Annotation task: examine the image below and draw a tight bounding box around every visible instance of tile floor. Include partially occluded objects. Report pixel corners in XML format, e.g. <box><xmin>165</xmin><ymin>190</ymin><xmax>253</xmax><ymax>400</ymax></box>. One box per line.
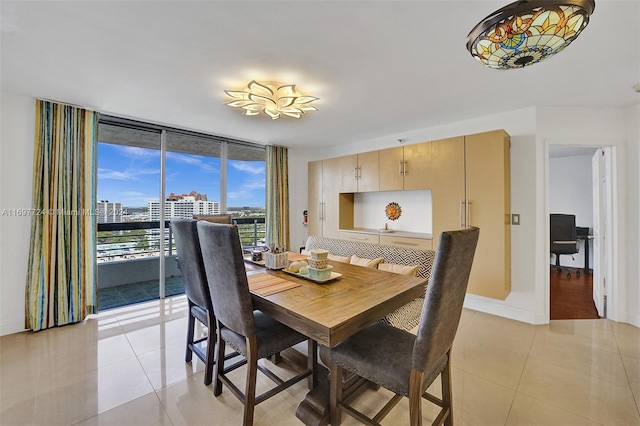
<box><xmin>1</xmin><ymin>297</ymin><xmax>639</xmax><ymax>425</ymax></box>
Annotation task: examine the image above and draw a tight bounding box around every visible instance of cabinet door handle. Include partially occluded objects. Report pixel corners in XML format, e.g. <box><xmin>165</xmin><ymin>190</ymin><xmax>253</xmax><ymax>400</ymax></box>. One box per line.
<box><xmin>358</xmin><ymin>166</ymin><xmax>362</xmax><ymax>178</ymax></box>
<box><xmin>399</xmin><ymin>161</ymin><xmax>403</xmax><ymax>176</ymax></box>
<box><xmin>466</xmin><ymin>200</ymin><xmax>471</xmax><ymax>227</ymax></box>
<box><xmin>322</xmin><ymin>202</ymin><xmax>326</xmax><ymax>221</ymax></box>
<box><xmin>392</xmin><ymin>240</ymin><xmax>418</xmax><ymax>246</ymax></box>
<box><xmin>319</xmin><ymin>202</ymin><xmax>324</xmax><ymax>220</ymax></box>
<box><xmin>404</xmin><ymin>161</ymin><xmax>408</xmax><ymax>175</ymax></box>
<box><xmin>354</xmin><ymin>167</ymin><xmax>358</xmax><ymax>179</ymax></box>
<box><xmin>459</xmin><ymin>200</ymin><xmax>465</xmax><ymax>229</ymax></box>
<box><xmin>350</xmin><ymin>236</ymin><xmax>368</xmax><ymax>241</ymax></box>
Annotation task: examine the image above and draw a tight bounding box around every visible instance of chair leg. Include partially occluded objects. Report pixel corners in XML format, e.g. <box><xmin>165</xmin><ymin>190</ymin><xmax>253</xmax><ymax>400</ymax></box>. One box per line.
<box><xmin>409</xmin><ymin>369</ymin><xmax>424</xmax><ymax>426</ymax></box>
<box><xmin>185</xmin><ymin>306</ymin><xmax>196</xmax><ymax>363</ymax></box>
<box><xmin>244</xmin><ymin>336</ymin><xmax>259</xmax><ymax>426</ymax></box>
<box><xmin>203</xmin><ymin>312</ymin><xmax>216</xmax><ymax>386</ymax></box>
<box><xmin>329</xmin><ymin>361</ymin><xmax>343</xmax><ymax>425</ymax></box>
<box><xmin>213</xmin><ymin>321</ymin><xmax>226</xmax><ymax>396</ymax></box>
<box><xmin>441</xmin><ymin>356</ymin><xmax>453</xmax><ymax>426</ymax></box>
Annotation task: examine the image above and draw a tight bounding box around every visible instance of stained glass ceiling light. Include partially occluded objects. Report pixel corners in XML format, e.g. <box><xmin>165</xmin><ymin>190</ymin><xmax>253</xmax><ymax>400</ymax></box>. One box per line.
<box><xmin>224</xmin><ymin>80</ymin><xmax>319</xmax><ymax>119</ymax></box>
<box><xmin>466</xmin><ymin>0</ymin><xmax>595</xmax><ymax>70</ymax></box>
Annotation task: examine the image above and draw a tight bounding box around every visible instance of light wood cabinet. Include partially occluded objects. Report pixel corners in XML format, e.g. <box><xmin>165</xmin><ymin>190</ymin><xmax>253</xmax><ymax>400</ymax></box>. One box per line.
<box><xmin>379</xmin><ymin>235</ymin><xmax>432</xmax><ymax>250</ymax></box>
<box><xmin>356</xmin><ymin>150</ymin><xmax>379</xmax><ymax>192</ymax></box>
<box><xmin>308</xmin><ymin>159</ymin><xmax>354</xmax><ymax>239</ymax></box>
<box><xmin>465</xmin><ymin>130</ymin><xmax>511</xmax><ymax>299</ymax></box>
<box><xmin>337</xmin><ymin>152</ymin><xmax>379</xmax><ymax>193</ymax></box>
<box><xmin>379</xmin><ymin>142</ymin><xmax>431</xmax><ymax>191</ymax></box>
<box><xmin>431</xmin><ymin>136</ymin><xmax>466</xmax><ymax>249</ymax></box>
<box><xmin>378</xmin><ymin>146</ymin><xmax>404</xmax><ymax>191</ymax></box>
<box><xmin>431</xmin><ymin>130</ymin><xmax>510</xmax><ymax>299</ymax></box>
<box><xmin>307</xmin><ymin>160</ymin><xmax>324</xmax><ymax>238</ymax></box>
<box><xmin>309</xmin><ymin>129</ymin><xmax>510</xmax><ymax>300</ymax></box>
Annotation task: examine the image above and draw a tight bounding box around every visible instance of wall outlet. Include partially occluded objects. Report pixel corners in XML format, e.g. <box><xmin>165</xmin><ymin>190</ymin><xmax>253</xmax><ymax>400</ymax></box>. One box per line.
<box><xmin>512</xmin><ymin>214</ymin><xmax>520</xmax><ymax>225</ymax></box>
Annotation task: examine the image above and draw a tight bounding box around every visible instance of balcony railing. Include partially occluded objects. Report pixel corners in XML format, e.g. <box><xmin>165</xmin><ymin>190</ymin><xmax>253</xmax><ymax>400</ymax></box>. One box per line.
<box><xmin>97</xmin><ymin>217</ymin><xmax>266</xmax><ymax>262</ymax></box>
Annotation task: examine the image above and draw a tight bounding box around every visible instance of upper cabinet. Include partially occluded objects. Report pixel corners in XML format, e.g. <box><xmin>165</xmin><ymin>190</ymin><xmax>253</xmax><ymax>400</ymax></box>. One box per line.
<box><xmin>338</xmin><ymin>152</ymin><xmax>379</xmax><ymax>193</ymax></box>
<box><xmin>308</xmin><ymin>159</ymin><xmax>354</xmax><ymax>239</ymax></box>
<box><xmin>379</xmin><ymin>142</ymin><xmax>432</xmax><ymax>191</ymax></box>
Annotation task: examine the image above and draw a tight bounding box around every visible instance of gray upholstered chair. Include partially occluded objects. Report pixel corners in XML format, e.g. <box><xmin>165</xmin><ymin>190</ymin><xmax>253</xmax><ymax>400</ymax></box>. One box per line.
<box><xmin>196</xmin><ymin>221</ymin><xmax>316</xmax><ymax>426</ymax></box>
<box><xmin>329</xmin><ymin>227</ymin><xmax>480</xmax><ymax>426</ymax></box>
<box><xmin>170</xmin><ymin>219</ymin><xmax>218</xmax><ymax>385</ymax></box>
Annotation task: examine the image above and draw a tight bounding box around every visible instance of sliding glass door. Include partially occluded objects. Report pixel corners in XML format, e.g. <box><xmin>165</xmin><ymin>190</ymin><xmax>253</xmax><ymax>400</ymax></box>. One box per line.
<box><xmin>96</xmin><ymin>117</ymin><xmax>265</xmax><ymax>310</ymax></box>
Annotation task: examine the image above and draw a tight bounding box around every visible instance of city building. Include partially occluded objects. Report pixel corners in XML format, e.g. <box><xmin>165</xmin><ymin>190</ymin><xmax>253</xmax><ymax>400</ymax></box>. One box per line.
<box><xmin>95</xmin><ymin>200</ymin><xmax>123</xmax><ymax>223</ymax></box>
<box><xmin>148</xmin><ymin>192</ymin><xmax>220</xmax><ymax>221</ymax></box>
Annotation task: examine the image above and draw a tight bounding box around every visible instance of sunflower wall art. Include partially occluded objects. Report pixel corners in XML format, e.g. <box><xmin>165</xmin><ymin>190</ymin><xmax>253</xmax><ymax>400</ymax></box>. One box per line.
<box><xmin>385</xmin><ymin>202</ymin><xmax>402</xmax><ymax>221</ymax></box>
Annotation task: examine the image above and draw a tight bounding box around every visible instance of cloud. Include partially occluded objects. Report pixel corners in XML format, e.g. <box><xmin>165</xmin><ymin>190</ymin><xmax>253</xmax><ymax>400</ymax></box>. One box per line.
<box><xmin>166</xmin><ymin>152</ymin><xmax>218</xmax><ymax>173</ymax></box>
<box><xmin>98</xmin><ymin>168</ymin><xmax>159</xmax><ymax>181</ymax></box>
<box><xmin>244</xmin><ymin>181</ymin><xmax>266</xmax><ymax>190</ymax></box>
<box><xmin>115</xmin><ymin>146</ymin><xmax>161</xmax><ymax>158</ymax></box>
<box><xmin>229</xmin><ymin>160</ymin><xmax>265</xmax><ymax>175</ymax></box>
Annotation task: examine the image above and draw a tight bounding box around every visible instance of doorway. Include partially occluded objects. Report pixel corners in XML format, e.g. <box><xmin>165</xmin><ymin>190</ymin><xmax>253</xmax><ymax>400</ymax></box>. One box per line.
<box><xmin>547</xmin><ymin>145</ymin><xmax>612</xmax><ymax>320</ymax></box>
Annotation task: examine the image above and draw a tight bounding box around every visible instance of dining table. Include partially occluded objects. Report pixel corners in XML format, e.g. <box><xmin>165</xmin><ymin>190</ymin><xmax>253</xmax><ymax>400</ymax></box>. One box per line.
<box><xmin>244</xmin><ymin>253</ymin><xmax>428</xmax><ymax>426</ymax></box>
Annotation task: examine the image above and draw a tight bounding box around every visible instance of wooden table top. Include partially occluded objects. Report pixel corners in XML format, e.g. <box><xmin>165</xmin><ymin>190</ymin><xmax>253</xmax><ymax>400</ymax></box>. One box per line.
<box><xmin>245</xmin><ymin>259</ymin><xmax>427</xmax><ymax>347</ymax></box>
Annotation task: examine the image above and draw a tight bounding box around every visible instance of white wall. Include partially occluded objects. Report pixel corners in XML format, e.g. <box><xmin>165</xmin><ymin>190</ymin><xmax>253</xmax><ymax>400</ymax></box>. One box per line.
<box><xmin>549</xmin><ymin>154</ymin><xmax>594</xmax><ymax>268</ymax></box>
<box><xmin>538</xmin><ymin>107</ymin><xmax>630</xmax><ymax>324</ymax></box>
<box><xmin>353</xmin><ymin>190</ymin><xmax>432</xmax><ymax>233</ymax></box>
<box><xmin>0</xmin><ymin>91</ymin><xmax>35</xmax><ymax>335</ymax></box>
<box><xmin>626</xmin><ymin>103</ymin><xmax>640</xmax><ymax>327</ymax></box>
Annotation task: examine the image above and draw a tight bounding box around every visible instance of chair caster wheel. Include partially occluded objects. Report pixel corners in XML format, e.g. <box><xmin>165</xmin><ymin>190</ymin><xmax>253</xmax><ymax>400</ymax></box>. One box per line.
<box><xmin>576</xmin><ymin>270</ymin><xmax>581</xmax><ymax>278</ymax></box>
<box><xmin>567</xmin><ymin>272</ymin><xmax>571</xmax><ymax>278</ymax></box>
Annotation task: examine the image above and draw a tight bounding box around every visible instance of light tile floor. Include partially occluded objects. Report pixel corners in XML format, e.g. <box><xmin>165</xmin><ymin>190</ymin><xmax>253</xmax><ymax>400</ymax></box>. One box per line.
<box><xmin>1</xmin><ymin>296</ymin><xmax>639</xmax><ymax>425</ymax></box>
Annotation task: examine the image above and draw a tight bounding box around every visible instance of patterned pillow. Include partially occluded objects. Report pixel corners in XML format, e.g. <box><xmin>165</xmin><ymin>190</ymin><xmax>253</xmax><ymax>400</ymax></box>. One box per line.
<box><xmin>328</xmin><ymin>254</ymin><xmax>351</xmax><ymax>263</ymax></box>
<box><xmin>350</xmin><ymin>255</ymin><xmax>384</xmax><ymax>268</ymax></box>
<box><xmin>378</xmin><ymin>262</ymin><xmax>419</xmax><ymax>276</ymax></box>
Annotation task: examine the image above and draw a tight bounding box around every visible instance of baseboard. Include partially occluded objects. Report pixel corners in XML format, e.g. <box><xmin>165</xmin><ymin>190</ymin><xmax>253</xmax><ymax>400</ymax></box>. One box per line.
<box><xmin>1</xmin><ymin>318</ymin><xmax>28</xmax><ymax>336</ymax></box>
<box><xmin>625</xmin><ymin>312</ymin><xmax>640</xmax><ymax>328</ymax></box>
<box><xmin>463</xmin><ymin>295</ymin><xmax>544</xmax><ymax>324</ymax></box>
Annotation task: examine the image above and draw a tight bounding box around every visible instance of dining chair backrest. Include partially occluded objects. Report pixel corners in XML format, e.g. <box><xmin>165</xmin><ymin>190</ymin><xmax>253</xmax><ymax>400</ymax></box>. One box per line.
<box><xmin>196</xmin><ymin>221</ymin><xmax>257</xmax><ymax>338</ymax></box>
<box><xmin>170</xmin><ymin>219</ymin><xmax>213</xmax><ymax>313</ymax></box>
<box><xmin>412</xmin><ymin>227</ymin><xmax>479</xmax><ymax>373</ymax></box>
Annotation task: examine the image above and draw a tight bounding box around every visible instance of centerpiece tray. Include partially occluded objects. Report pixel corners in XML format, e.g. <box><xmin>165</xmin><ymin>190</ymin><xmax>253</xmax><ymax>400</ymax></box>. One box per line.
<box><xmin>283</xmin><ymin>269</ymin><xmax>342</xmax><ymax>284</ymax></box>
<box><xmin>243</xmin><ymin>256</ymin><xmax>266</xmax><ymax>267</ymax></box>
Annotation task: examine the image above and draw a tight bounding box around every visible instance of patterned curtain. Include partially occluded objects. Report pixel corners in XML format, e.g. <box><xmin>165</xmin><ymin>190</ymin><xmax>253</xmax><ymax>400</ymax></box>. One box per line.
<box><xmin>265</xmin><ymin>145</ymin><xmax>290</xmax><ymax>250</ymax></box>
<box><xmin>25</xmin><ymin>100</ymin><xmax>99</xmax><ymax>331</ymax></box>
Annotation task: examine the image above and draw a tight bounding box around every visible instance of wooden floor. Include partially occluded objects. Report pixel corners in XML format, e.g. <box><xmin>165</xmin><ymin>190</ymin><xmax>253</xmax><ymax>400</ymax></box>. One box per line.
<box><xmin>550</xmin><ymin>266</ymin><xmax>600</xmax><ymax>320</ymax></box>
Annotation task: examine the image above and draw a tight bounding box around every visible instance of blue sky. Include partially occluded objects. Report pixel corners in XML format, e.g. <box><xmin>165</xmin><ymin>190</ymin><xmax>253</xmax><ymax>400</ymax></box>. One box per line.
<box><xmin>97</xmin><ymin>143</ymin><xmax>266</xmax><ymax>208</ymax></box>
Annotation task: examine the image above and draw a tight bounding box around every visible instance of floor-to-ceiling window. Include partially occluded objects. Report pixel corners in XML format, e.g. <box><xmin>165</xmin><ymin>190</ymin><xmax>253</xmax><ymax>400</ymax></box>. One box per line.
<box><xmin>96</xmin><ymin>116</ymin><xmax>265</xmax><ymax>310</ymax></box>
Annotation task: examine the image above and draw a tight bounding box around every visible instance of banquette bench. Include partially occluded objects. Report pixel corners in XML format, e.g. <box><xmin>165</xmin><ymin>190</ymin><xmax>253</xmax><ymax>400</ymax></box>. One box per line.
<box><xmin>303</xmin><ymin>235</ymin><xmax>436</xmax><ymax>331</ymax></box>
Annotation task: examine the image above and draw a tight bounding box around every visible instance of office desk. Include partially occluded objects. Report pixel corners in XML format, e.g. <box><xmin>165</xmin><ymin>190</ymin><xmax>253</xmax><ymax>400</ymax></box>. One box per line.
<box><xmin>576</xmin><ymin>234</ymin><xmax>594</xmax><ymax>274</ymax></box>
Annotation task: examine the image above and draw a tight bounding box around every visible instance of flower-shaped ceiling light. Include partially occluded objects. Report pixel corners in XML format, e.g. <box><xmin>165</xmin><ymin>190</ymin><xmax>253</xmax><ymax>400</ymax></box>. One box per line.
<box><xmin>224</xmin><ymin>80</ymin><xmax>319</xmax><ymax>119</ymax></box>
<box><xmin>466</xmin><ymin>0</ymin><xmax>595</xmax><ymax>70</ymax></box>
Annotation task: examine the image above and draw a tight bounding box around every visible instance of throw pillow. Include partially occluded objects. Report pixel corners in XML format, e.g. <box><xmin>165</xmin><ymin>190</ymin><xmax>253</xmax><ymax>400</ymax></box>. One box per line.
<box><xmin>350</xmin><ymin>255</ymin><xmax>384</xmax><ymax>268</ymax></box>
<box><xmin>378</xmin><ymin>262</ymin><xmax>419</xmax><ymax>276</ymax></box>
<box><xmin>328</xmin><ymin>254</ymin><xmax>351</xmax><ymax>264</ymax></box>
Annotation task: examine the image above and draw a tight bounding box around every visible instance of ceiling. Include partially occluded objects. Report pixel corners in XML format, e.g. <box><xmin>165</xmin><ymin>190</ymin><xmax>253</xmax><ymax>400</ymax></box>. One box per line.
<box><xmin>1</xmin><ymin>1</ymin><xmax>639</xmax><ymax>149</ymax></box>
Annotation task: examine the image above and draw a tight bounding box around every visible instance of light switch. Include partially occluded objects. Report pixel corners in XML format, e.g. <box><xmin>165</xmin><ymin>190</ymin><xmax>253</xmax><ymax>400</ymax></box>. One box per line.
<box><xmin>512</xmin><ymin>214</ymin><xmax>520</xmax><ymax>225</ymax></box>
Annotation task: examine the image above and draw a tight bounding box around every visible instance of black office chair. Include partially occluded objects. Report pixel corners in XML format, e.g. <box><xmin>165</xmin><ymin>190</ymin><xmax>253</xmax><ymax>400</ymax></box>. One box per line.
<box><xmin>550</xmin><ymin>214</ymin><xmax>580</xmax><ymax>278</ymax></box>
